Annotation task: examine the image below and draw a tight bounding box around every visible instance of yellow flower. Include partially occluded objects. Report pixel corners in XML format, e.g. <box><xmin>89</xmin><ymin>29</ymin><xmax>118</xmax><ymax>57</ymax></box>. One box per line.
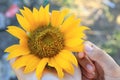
<box><xmin>5</xmin><ymin>4</ymin><xmax>89</xmax><ymax>79</ymax></box>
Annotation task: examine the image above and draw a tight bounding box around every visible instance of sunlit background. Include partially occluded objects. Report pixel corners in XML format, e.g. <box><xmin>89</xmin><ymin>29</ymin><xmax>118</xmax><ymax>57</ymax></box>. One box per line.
<box><xmin>0</xmin><ymin>0</ymin><xmax>120</xmax><ymax>80</ymax></box>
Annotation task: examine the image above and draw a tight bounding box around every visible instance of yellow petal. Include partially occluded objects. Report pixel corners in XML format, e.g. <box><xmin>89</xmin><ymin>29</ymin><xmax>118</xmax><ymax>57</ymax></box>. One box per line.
<box><xmin>57</xmin><ymin>8</ymin><xmax>69</xmax><ymax>26</ymax></box>
<box><xmin>51</xmin><ymin>10</ymin><xmax>60</xmax><ymax>27</ymax></box>
<box><xmin>59</xmin><ymin>50</ymin><xmax>78</xmax><ymax>67</ymax></box>
<box><xmin>22</xmin><ymin>7</ymin><xmax>35</xmax><ymax>26</ymax></box>
<box><xmin>65</xmin><ymin>27</ymin><xmax>86</xmax><ymax>39</ymax></box>
<box><xmin>48</xmin><ymin>58</ymin><xmax>64</xmax><ymax>78</ymax></box>
<box><xmin>24</xmin><ymin>55</ymin><xmax>40</xmax><ymax>73</ymax></box>
<box><xmin>65</xmin><ymin>32</ymin><xmax>86</xmax><ymax>40</ymax></box>
<box><xmin>12</xmin><ymin>54</ymin><xmax>33</xmax><ymax>69</ymax></box>
<box><xmin>65</xmin><ymin>38</ymin><xmax>84</xmax><ymax>48</ymax></box>
<box><xmin>33</xmin><ymin>8</ymin><xmax>39</xmax><ymax>30</ymax></box>
<box><xmin>51</xmin><ymin>9</ymin><xmax>69</xmax><ymax>27</ymax></box>
<box><xmin>7</xmin><ymin>46</ymin><xmax>30</xmax><ymax>60</ymax></box>
<box><xmin>67</xmin><ymin>26</ymin><xmax>89</xmax><ymax>36</ymax></box>
<box><xmin>64</xmin><ymin>26</ymin><xmax>89</xmax><ymax>39</ymax></box>
<box><xmin>65</xmin><ymin>44</ymin><xmax>84</xmax><ymax>52</ymax></box>
<box><xmin>61</xmin><ymin>19</ymin><xmax>80</xmax><ymax>33</ymax></box>
<box><xmin>60</xmin><ymin>15</ymin><xmax>75</xmax><ymax>32</ymax></box>
<box><xmin>7</xmin><ymin>26</ymin><xmax>27</xmax><ymax>39</ymax></box>
<box><xmin>39</xmin><ymin>6</ymin><xmax>47</xmax><ymax>26</ymax></box>
<box><xmin>19</xmin><ymin>36</ymin><xmax>28</xmax><ymax>47</ymax></box>
<box><xmin>44</xmin><ymin>4</ymin><xmax>50</xmax><ymax>26</ymax></box>
<box><xmin>33</xmin><ymin>8</ymin><xmax>39</xmax><ymax>21</ymax></box>
<box><xmin>61</xmin><ymin>8</ymin><xmax>69</xmax><ymax>17</ymax></box>
<box><xmin>54</xmin><ymin>54</ymin><xmax>74</xmax><ymax>75</ymax></box>
<box><xmin>4</xmin><ymin>44</ymin><xmax>19</xmax><ymax>52</ymax></box>
<box><xmin>16</xmin><ymin>14</ymin><xmax>31</xmax><ymax>32</ymax></box>
<box><xmin>79</xmin><ymin>26</ymin><xmax>90</xmax><ymax>31</ymax></box>
<box><xmin>36</xmin><ymin>58</ymin><xmax>48</xmax><ymax>79</ymax></box>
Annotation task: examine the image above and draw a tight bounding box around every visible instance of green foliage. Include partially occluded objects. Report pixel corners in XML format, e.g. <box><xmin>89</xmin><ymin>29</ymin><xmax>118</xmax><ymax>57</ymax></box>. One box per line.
<box><xmin>43</xmin><ymin>0</ymin><xmax>49</xmax><ymax>6</ymax></box>
<box><xmin>102</xmin><ymin>31</ymin><xmax>120</xmax><ymax>55</ymax></box>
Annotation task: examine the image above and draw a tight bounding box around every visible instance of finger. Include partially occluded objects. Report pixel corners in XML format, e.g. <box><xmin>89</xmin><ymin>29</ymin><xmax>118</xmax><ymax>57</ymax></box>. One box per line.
<box><xmin>79</xmin><ymin>57</ymin><xmax>104</xmax><ymax>80</ymax></box>
<box><xmin>84</xmin><ymin>41</ymin><xmax>119</xmax><ymax>67</ymax></box>
<box><xmin>77</xmin><ymin>53</ymin><xmax>95</xmax><ymax>73</ymax></box>
<box><xmin>82</xmin><ymin>76</ymin><xmax>90</xmax><ymax>80</ymax></box>
<box><xmin>84</xmin><ymin>41</ymin><xmax>120</xmax><ymax>77</ymax></box>
<box><xmin>78</xmin><ymin>52</ymin><xmax>85</xmax><ymax>59</ymax></box>
<box><xmin>94</xmin><ymin>61</ymin><xmax>105</xmax><ymax>80</ymax></box>
<box><xmin>80</xmin><ymin>64</ymin><xmax>96</xmax><ymax>79</ymax></box>
<box><xmin>76</xmin><ymin>53</ymin><xmax>96</xmax><ymax>79</ymax></box>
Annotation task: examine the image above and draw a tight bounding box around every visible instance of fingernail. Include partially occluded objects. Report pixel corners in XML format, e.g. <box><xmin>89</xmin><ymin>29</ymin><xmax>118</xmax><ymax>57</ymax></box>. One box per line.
<box><xmin>85</xmin><ymin>44</ymin><xmax>93</xmax><ymax>52</ymax></box>
<box><xmin>78</xmin><ymin>52</ymin><xmax>84</xmax><ymax>58</ymax></box>
<box><xmin>86</xmin><ymin>64</ymin><xmax>94</xmax><ymax>72</ymax></box>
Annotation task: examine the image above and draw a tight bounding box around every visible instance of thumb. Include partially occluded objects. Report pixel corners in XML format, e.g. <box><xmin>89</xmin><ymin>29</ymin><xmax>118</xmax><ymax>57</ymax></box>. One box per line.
<box><xmin>84</xmin><ymin>41</ymin><xmax>120</xmax><ymax>77</ymax></box>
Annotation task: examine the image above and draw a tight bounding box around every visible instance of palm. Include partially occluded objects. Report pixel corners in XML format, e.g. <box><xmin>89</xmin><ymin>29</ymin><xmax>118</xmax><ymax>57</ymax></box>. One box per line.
<box><xmin>10</xmin><ymin>59</ymin><xmax>82</xmax><ymax>80</ymax></box>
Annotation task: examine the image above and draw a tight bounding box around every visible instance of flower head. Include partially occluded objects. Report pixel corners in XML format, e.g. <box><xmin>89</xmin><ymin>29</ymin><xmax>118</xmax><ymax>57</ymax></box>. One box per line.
<box><xmin>5</xmin><ymin>4</ymin><xmax>89</xmax><ymax>79</ymax></box>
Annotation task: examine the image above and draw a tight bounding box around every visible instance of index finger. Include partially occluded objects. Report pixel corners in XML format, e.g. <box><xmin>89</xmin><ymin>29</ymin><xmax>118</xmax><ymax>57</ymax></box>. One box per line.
<box><xmin>76</xmin><ymin>53</ymin><xmax>96</xmax><ymax>79</ymax></box>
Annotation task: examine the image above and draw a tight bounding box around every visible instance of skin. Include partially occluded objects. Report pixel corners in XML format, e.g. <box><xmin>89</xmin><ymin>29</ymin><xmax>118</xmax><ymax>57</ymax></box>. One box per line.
<box><xmin>9</xmin><ymin>41</ymin><xmax>120</xmax><ymax>80</ymax></box>
<box><xmin>83</xmin><ymin>41</ymin><xmax>120</xmax><ymax>80</ymax></box>
<box><xmin>10</xmin><ymin>58</ymin><xmax>82</xmax><ymax>80</ymax></box>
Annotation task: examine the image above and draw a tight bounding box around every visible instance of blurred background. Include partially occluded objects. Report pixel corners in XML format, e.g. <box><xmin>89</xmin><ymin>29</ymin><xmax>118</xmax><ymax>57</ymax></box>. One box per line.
<box><xmin>0</xmin><ymin>0</ymin><xmax>120</xmax><ymax>80</ymax></box>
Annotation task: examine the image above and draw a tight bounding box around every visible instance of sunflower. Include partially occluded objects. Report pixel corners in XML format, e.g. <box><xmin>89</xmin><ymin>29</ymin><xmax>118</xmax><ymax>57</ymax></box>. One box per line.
<box><xmin>5</xmin><ymin>4</ymin><xmax>89</xmax><ymax>79</ymax></box>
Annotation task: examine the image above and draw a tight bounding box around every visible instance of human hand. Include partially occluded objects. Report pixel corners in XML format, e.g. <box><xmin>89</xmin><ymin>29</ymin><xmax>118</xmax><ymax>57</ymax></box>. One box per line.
<box><xmin>81</xmin><ymin>41</ymin><xmax>120</xmax><ymax>80</ymax></box>
<box><xmin>9</xmin><ymin>41</ymin><xmax>120</xmax><ymax>80</ymax></box>
<box><xmin>9</xmin><ymin>54</ymin><xmax>96</xmax><ymax>80</ymax></box>
<box><xmin>8</xmin><ymin>42</ymin><xmax>98</xmax><ymax>80</ymax></box>
<box><xmin>9</xmin><ymin>58</ymin><xmax>82</xmax><ymax>80</ymax></box>
<box><xmin>9</xmin><ymin>44</ymin><xmax>96</xmax><ymax>80</ymax></box>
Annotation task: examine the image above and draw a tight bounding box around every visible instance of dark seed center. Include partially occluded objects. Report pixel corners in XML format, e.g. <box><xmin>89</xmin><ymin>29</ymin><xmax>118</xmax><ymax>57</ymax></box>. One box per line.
<box><xmin>28</xmin><ymin>26</ymin><xmax>65</xmax><ymax>58</ymax></box>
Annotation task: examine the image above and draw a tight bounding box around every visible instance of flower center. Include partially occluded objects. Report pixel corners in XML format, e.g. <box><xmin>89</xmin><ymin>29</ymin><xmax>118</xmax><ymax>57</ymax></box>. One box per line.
<box><xmin>28</xmin><ymin>26</ymin><xmax>65</xmax><ymax>58</ymax></box>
